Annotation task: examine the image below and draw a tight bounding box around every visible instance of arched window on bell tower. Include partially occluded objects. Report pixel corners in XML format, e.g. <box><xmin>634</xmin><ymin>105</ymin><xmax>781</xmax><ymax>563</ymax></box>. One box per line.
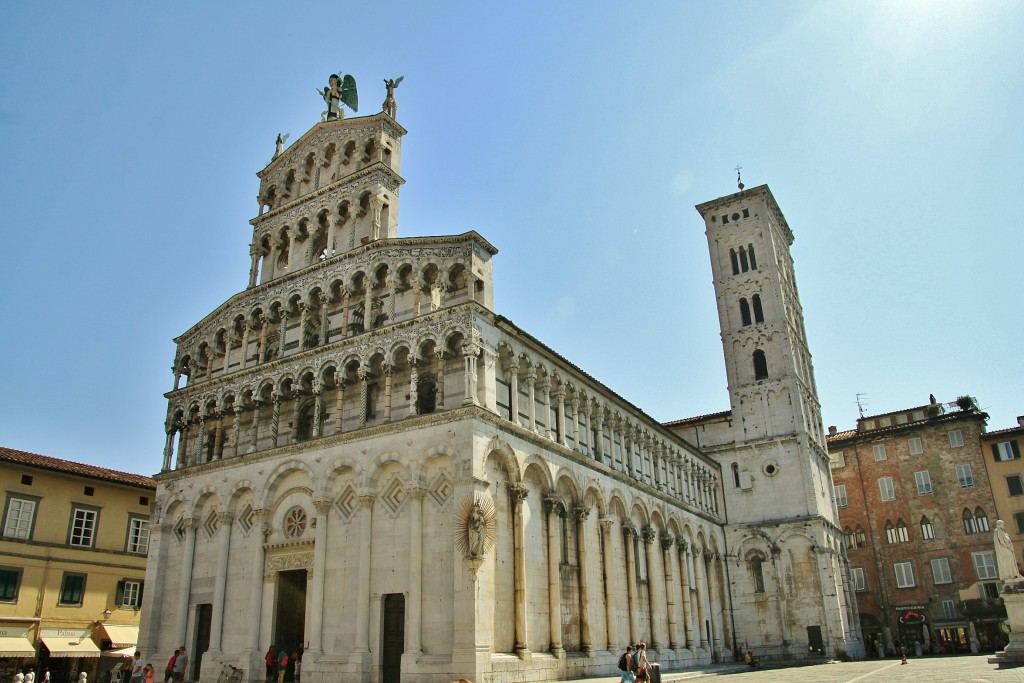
<box><xmin>748</xmin><ymin>243</ymin><xmax>757</xmax><ymax>270</ymax></box>
<box><xmin>738</xmin><ymin>246</ymin><xmax>749</xmax><ymax>272</ymax></box>
<box><xmin>732</xmin><ymin>462</ymin><xmax>741</xmax><ymax>488</ymax></box>
<box><xmin>729</xmin><ymin>249</ymin><xmax>739</xmax><ymax>275</ymax></box>
<box><xmin>753</xmin><ymin>349</ymin><xmax>768</xmax><ymax>380</ymax></box>
<box><xmin>752</xmin><ymin>294</ymin><xmax>764</xmax><ymax>323</ymax></box>
<box><xmin>739</xmin><ymin>299</ymin><xmax>751</xmax><ymax>327</ymax></box>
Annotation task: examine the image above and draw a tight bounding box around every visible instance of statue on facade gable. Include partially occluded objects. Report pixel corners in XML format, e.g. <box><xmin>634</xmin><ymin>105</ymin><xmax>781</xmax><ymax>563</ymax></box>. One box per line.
<box><xmin>319</xmin><ymin>73</ymin><xmax>358</xmax><ymax>121</ymax></box>
<box><xmin>273</xmin><ymin>133</ymin><xmax>290</xmax><ymax>161</ymax></box>
<box><xmin>382</xmin><ymin>76</ymin><xmax>403</xmax><ymax>118</ymax></box>
<box><xmin>995</xmin><ymin>519</ymin><xmax>1024</xmax><ymax>581</ymax></box>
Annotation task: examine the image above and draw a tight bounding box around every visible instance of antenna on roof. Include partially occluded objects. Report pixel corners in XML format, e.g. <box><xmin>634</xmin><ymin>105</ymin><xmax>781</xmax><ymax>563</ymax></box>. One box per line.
<box><xmin>735</xmin><ymin>165</ymin><xmax>744</xmax><ymax>191</ymax></box>
<box><xmin>856</xmin><ymin>393</ymin><xmax>868</xmax><ymax>419</ymax></box>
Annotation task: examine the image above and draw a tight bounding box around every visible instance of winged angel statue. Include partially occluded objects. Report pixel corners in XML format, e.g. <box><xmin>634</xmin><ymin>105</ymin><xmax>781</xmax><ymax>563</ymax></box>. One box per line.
<box><xmin>319</xmin><ymin>72</ymin><xmax>358</xmax><ymax>121</ymax></box>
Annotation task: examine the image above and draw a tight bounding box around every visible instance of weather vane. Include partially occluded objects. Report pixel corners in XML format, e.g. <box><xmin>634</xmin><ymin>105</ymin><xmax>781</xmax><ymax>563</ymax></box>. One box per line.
<box><xmin>735</xmin><ymin>165</ymin><xmax>744</xmax><ymax>191</ymax></box>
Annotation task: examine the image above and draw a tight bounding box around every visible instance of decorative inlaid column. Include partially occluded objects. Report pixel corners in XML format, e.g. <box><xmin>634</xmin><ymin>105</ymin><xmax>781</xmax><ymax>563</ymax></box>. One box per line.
<box><xmin>318</xmin><ymin>292</ymin><xmax>330</xmax><ymax>345</ymax></box>
<box><xmin>383</xmin><ymin>365</ymin><xmax>393</xmax><ymax>421</ymax></box>
<box><xmin>593</xmin><ymin>410</ymin><xmax>605</xmax><ymax>464</ymax></box>
<box><xmin>599</xmin><ymin>517</ymin><xmax>619</xmax><ymax>650</ymax></box>
<box><xmin>555</xmin><ymin>388</ymin><xmax>567</xmax><ymax>446</ymax></box>
<box><xmin>231</xmin><ymin>406</ymin><xmax>243</xmax><ymax>454</ymax></box>
<box><xmin>369</xmin><ymin>196</ymin><xmax>383</xmax><ymax>241</ymax></box>
<box><xmin>652</xmin><ymin>444</ymin><xmax>662</xmax><ymax>489</ymax></box>
<box><xmin>175</xmin><ymin>517</ymin><xmax>197</xmax><ymax>647</ymax></box>
<box><xmin>509</xmin><ymin>484</ymin><xmax>530</xmax><ymax>657</ymax></box>
<box><xmin>306</xmin><ymin>499</ymin><xmax>331</xmax><ymax>656</ymax></box>
<box><xmin>462</xmin><ymin>343</ymin><xmax>480</xmax><ymax>406</ymax></box>
<box><xmin>406</xmin><ymin>484</ymin><xmax>426</xmax><ymax>655</ymax></box>
<box><xmin>334</xmin><ymin>380</ymin><xmax>345</xmax><ymax>433</ymax></box>
<box><xmin>434</xmin><ymin>350</ymin><xmax>446</xmax><ymax>410</ymax></box>
<box><xmin>257</xmin><ymin>315</ymin><xmax>268</xmax><ymax>363</ymax></box>
<box><xmin>222</xmin><ymin>337</ymin><xmax>232</xmax><ymax>375</ymax></box>
<box><xmin>662</xmin><ymin>534</ymin><xmax>679</xmax><ymax>650</ymax></box>
<box><xmin>290</xmin><ymin>396</ymin><xmax>301</xmax><ymax>444</ymax></box>
<box><xmin>354</xmin><ymin>492</ymin><xmax>376</xmax><ymax>654</ymax></box>
<box><xmin>363</xmin><ymin>283</ymin><xmax>374</xmax><ymax>329</ymax></box>
<box><xmin>248</xmin><ymin>244</ymin><xmax>260</xmax><ymax>288</ymax></box>
<box><xmin>208</xmin><ymin>511</ymin><xmax>234</xmax><ymax>653</ymax></box>
<box><xmin>678</xmin><ymin>542</ymin><xmax>694</xmax><ymax>649</ymax></box>
<box><xmin>582</xmin><ymin>402</ymin><xmax>592</xmax><ymax>456</ymax></box>
<box><xmin>570</xmin><ymin>397</ymin><xmax>580</xmax><ymax>450</ymax></box>
<box><xmin>212</xmin><ymin>415</ymin><xmax>224</xmax><ymax>460</ymax></box>
<box><xmin>642</xmin><ymin>527</ymin><xmax>662</xmax><ymax>648</ymax></box>
<box><xmin>246</xmin><ymin>510</ymin><xmax>269</xmax><ymax>653</ymax></box>
<box><xmin>525</xmin><ymin>370</ymin><xmax>537</xmax><ymax>431</ymax></box>
<box><xmin>162</xmin><ymin>425</ymin><xmax>174</xmax><ymax>472</ymax></box>
<box><xmin>544</xmin><ymin>495</ymin><xmax>564</xmax><ymax>657</ymax></box>
<box><xmin>251</xmin><ymin>401</ymin><xmax>261</xmax><ymax>452</ymax></box>
<box><xmin>271</xmin><ymin>395</ymin><xmax>281</xmax><ymax>447</ymax></box>
<box><xmin>313</xmin><ymin>387</ymin><xmax>323</xmax><ymax>438</ymax></box>
<box><xmin>278</xmin><ymin>313</ymin><xmax>289</xmax><ymax>358</ymax></box>
<box><xmin>695</xmin><ymin>547</ymin><xmax>709</xmax><ymax>649</ymax></box>
<box><xmin>197</xmin><ymin>418</ymin><xmax>208</xmax><ymax>463</ymax></box>
<box><xmin>172</xmin><ymin>361</ymin><xmax>182</xmax><ymax>391</ymax></box>
<box><xmin>239</xmin><ymin>322</ymin><xmax>250</xmax><ymax>370</ymax></box>
<box><xmin>386</xmin><ymin>278</ymin><xmax>398</xmax><ymax>325</ymax></box>
<box><xmin>539</xmin><ymin>380</ymin><xmax>552</xmax><ymax>439</ymax></box>
<box><xmin>205</xmin><ymin>343</ymin><xmax>213</xmax><ymax>379</ymax></box>
<box><xmin>407</xmin><ymin>360</ymin><xmax>419</xmax><ymax>417</ymax></box>
<box><xmin>624</xmin><ymin>431</ymin><xmax>635</xmax><ymax>478</ymax></box>
<box><xmin>574</xmin><ymin>506</ymin><xmax>592</xmax><ymax>654</ymax></box>
<box><xmin>358</xmin><ymin>368</ymin><xmax>369</xmax><ymax>428</ymax></box>
<box><xmin>623</xmin><ymin>524</ymin><xmax>639</xmax><ymax>644</ymax></box>
<box><xmin>340</xmin><ymin>287</ymin><xmax>351</xmax><ymax>336</ymax></box>
<box><xmin>506</xmin><ymin>358</ymin><xmax>520</xmax><ymax>425</ymax></box>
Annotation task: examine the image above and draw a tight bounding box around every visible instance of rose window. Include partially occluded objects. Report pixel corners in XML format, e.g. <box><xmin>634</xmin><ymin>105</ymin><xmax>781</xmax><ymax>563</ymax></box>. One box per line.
<box><xmin>284</xmin><ymin>506</ymin><xmax>308</xmax><ymax>538</ymax></box>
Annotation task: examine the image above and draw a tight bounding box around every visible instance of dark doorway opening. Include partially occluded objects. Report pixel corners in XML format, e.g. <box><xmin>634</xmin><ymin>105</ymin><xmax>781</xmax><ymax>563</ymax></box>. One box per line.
<box><xmin>274</xmin><ymin>569</ymin><xmax>308</xmax><ymax>681</ymax></box>
<box><xmin>807</xmin><ymin>625</ymin><xmax>824</xmax><ymax>655</ymax></box>
<box><xmin>381</xmin><ymin>593</ymin><xmax>406</xmax><ymax>683</ymax></box>
<box><xmin>195</xmin><ymin>603</ymin><xmax>213</xmax><ymax>681</ymax></box>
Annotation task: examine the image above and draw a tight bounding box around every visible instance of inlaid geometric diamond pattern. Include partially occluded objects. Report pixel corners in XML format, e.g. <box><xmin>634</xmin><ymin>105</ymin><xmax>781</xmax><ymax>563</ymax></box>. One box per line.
<box><xmin>335</xmin><ymin>484</ymin><xmax>357</xmax><ymax>520</ymax></box>
<box><xmin>203</xmin><ymin>510</ymin><xmax>219</xmax><ymax>538</ymax></box>
<box><xmin>238</xmin><ymin>504</ymin><xmax>255</xmax><ymax>533</ymax></box>
<box><xmin>381</xmin><ymin>478</ymin><xmax>406</xmax><ymax>515</ymax></box>
<box><xmin>173</xmin><ymin>517</ymin><xmax>187</xmax><ymax>542</ymax></box>
<box><xmin>429</xmin><ymin>472</ymin><xmax>453</xmax><ymax>508</ymax></box>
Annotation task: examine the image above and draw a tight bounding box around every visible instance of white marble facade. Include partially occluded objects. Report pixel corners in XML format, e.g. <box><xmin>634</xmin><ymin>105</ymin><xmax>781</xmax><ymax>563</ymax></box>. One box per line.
<box><xmin>138</xmin><ymin>99</ymin><xmax>860</xmax><ymax>683</ymax></box>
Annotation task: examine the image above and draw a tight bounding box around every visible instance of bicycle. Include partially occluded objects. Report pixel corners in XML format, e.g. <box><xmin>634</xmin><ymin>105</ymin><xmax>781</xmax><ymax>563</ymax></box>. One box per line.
<box><xmin>215</xmin><ymin>665</ymin><xmax>243</xmax><ymax>683</ymax></box>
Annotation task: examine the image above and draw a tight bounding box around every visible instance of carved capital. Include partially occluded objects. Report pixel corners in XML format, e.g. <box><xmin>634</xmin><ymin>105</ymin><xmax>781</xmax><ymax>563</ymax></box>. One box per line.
<box><xmin>641</xmin><ymin>527</ymin><xmax>657</xmax><ymax>544</ymax></box>
<box><xmin>508</xmin><ymin>484</ymin><xmax>529</xmax><ymax>505</ymax></box>
<box><xmin>598</xmin><ymin>516</ymin><xmax>615</xmax><ymax>530</ymax></box>
<box><xmin>573</xmin><ymin>505</ymin><xmax>591</xmax><ymax>523</ymax></box>
<box><xmin>313</xmin><ymin>499</ymin><xmax>332</xmax><ymax>516</ymax></box>
<box><xmin>357</xmin><ymin>492</ymin><xmax>376</xmax><ymax>509</ymax></box>
<box><xmin>661</xmin><ymin>533</ymin><xmax>675</xmax><ymax>551</ymax></box>
<box><xmin>543</xmin><ymin>494</ymin><xmax>565</xmax><ymax>517</ymax></box>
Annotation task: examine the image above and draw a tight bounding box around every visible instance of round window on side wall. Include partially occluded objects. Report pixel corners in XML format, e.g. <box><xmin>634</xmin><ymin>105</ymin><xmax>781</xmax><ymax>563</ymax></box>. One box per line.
<box><xmin>763</xmin><ymin>462</ymin><xmax>780</xmax><ymax>477</ymax></box>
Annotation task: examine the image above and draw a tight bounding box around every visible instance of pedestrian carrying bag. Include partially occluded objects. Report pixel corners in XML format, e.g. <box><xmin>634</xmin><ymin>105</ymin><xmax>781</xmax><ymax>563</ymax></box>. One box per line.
<box><xmin>617</xmin><ymin>653</ymin><xmax>628</xmax><ymax>671</ymax></box>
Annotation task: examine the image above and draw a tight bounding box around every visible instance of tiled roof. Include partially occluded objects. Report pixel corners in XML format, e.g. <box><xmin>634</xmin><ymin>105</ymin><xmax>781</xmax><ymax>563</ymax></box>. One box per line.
<box><xmin>663</xmin><ymin>410</ymin><xmax>733</xmax><ymax>428</ymax></box>
<box><xmin>984</xmin><ymin>425</ymin><xmax>1024</xmax><ymax>438</ymax></box>
<box><xmin>825</xmin><ymin>410</ymin><xmax>987</xmax><ymax>445</ymax></box>
<box><xmin>0</xmin><ymin>446</ymin><xmax>156</xmax><ymax>489</ymax></box>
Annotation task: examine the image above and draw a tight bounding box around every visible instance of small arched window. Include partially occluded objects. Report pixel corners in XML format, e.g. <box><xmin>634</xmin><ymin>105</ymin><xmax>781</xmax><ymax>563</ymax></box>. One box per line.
<box><xmin>753</xmin><ymin>349</ymin><xmax>768</xmax><ymax>380</ymax></box>
<box><xmin>854</xmin><ymin>526</ymin><xmax>866</xmax><ymax>548</ymax></box>
<box><xmin>963</xmin><ymin>508</ymin><xmax>978</xmax><ymax>534</ymax></box>
<box><xmin>747</xmin><ymin>553</ymin><xmax>766</xmax><ymax>593</ymax></box>
<box><xmin>920</xmin><ymin>516</ymin><xmax>935</xmax><ymax>540</ymax></box>
<box><xmin>752</xmin><ymin>294</ymin><xmax>764</xmax><ymax>323</ymax></box>
<box><xmin>895</xmin><ymin>519</ymin><xmax>909</xmax><ymax>543</ymax></box>
<box><xmin>843</xmin><ymin>527</ymin><xmax>854</xmax><ymax>549</ymax></box>
<box><xmin>732</xmin><ymin>462</ymin><xmax>741</xmax><ymax>488</ymax></box>
<box><xmin>729</xmin><ymin>249</ymin><xmax>739</xmax><ymax>275</ymax></box>
<box><xmin>975</xmin><ymin>507</ymin><xmax>990</xmax><ymax>532</ymax></box>
<box><xmin>738</xmin><ymin>246</ymin><xmax>749</xmax><ymax>272</ymax></box>
<box><xmin>748</xmin><ymin>243</ymin><xmax>757</xmax><ymax>270</ymax></box>
<box><xmin>739</xmin><ymin>299</ymin><xmax>752</xmax><ymax>327</ymax></box>
<box><xmin>885</xmin><ymin>521</ymin><xmax>897</xmax><ymax>544</ymax></box>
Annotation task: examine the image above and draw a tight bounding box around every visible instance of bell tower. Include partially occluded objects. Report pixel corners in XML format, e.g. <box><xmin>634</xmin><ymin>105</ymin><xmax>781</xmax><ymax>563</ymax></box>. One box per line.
<box><xmin>684</xmin><ymin>184</ymin><xmax>863</xmax><ymax>659</ymax></box>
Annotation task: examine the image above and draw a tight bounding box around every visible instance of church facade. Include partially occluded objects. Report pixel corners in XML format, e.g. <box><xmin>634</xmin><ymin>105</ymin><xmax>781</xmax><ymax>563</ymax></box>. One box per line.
<box><xmin>137</xmin><ymin>80</ymin><xmax>862</xmax><ymax>683</ymax></box>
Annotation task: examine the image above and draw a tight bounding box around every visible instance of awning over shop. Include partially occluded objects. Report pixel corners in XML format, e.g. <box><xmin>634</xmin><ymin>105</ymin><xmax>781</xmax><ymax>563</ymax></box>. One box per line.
<box><xmin>102</xmin><ymin>647</ymin><xmax>135</xmax><ymax>658</ymax></box>
<box><xmin>98</xmin><ymin>624</ymin><xmax>138</xmax><ymax>650</ymax></box>
<box><xmin>40</xmin><ymin>628</ymin><xmax>101</xmax><ymax>658</ymax></box>
<box><xmin>0</xmin><ymin>631</ymin><xmax>36</xmax><ymax>658</ymax></box>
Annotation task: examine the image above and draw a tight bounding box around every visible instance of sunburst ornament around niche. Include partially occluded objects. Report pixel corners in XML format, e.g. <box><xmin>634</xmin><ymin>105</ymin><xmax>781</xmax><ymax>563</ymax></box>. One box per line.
<box><xmin>454</xmin><ymin>495</ymin><xmax>497</xmax><ymax>561</ymax></box>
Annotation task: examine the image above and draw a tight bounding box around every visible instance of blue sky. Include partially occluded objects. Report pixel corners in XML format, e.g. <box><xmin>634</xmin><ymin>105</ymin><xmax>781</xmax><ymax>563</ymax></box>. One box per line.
<box><xmin>2</xmin><ymin>2</ymin><xmax>1021</xmax><ymax>474</ymax></box>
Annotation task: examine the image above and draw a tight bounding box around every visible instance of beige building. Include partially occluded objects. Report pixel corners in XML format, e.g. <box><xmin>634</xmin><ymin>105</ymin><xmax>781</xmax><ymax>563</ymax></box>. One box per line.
<box><xmin>137</xmin><ymin>80</ymin><xmax>861</xmax><ymax>683</ymax></box>
<box><xmin>0</xmin><ymin>446</ymin><xmax>155</xmax><ymax>683</ymax></box>
<box><xmin>980</xmin><ymin>418</ymin><xmax>1024</xmax><ymax>565</ymax></box>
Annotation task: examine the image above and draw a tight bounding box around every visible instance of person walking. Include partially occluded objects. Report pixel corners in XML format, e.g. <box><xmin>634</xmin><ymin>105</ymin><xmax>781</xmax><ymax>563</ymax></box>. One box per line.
<box><xmin>618</xmin><ymin>645</ymin><xmax>635</xmax><ymax>683</ymax></box>
<box><xmin>264</xmin><ymin>647</ymin><xmax>276</xmax><ymax>683</ymax></box>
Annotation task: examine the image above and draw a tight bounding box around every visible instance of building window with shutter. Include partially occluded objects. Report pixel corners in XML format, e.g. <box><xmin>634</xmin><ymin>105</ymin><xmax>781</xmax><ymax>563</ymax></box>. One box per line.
<box><xmin>878</xmin><ymin>477</ymin><xmax>895</xmax><ymax>501</ymax></box>
<box><xmin>894</xmin><ymin>561</ymin><xmax>915</xmax><ymax>588</ymax></box>
<box><xmin>949</xmin><ymin>429</ymin><xmax>965</xmax><ymax>447</ymax></box>
<box><xmin>956</xmin><ymin>464</ymin><xmax>975</xmax><ymax>488</ymax></box>
<box><xmin>930</xmin><ymin>558</ymin><xmax>952</xmax><ymax>584</ymax></box>
<box><xmin>994</xmin><ymin>441</ymin><xmax>1023</xmax><ymax>462</ymax></box>
<box><xmin>117</xmin><ymin>579</ymin><xmax>144</xmax><ymax>609</ymax></box>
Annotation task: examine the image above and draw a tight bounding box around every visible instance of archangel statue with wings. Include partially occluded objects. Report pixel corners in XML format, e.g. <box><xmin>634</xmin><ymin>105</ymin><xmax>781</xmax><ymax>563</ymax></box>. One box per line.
<box><xmin>319</xmin><ymin>73</ymin><xmax>358</xmax><ymax>121</ymax></box>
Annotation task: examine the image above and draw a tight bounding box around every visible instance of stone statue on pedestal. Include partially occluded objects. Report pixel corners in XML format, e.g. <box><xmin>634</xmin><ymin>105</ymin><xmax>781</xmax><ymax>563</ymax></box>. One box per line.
<box><xmin>995</xmin><ymin>520</ymin><xmax>1023</xmax><ymax>581</ymax></box>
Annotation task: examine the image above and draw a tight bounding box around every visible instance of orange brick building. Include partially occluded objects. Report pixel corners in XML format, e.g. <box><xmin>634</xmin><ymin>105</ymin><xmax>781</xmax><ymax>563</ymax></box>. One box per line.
<box><xmin>826</xmin><ymin>398</ymin><xmax>1005</xmax><ymax>656</ymax></box>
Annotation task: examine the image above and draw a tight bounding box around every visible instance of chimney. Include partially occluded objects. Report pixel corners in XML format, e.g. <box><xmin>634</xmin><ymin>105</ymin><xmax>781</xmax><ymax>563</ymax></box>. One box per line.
<box><xmin>828</xmin><ymin>425</ymin><xmax>837</xmax><ymax>436</ymax></box>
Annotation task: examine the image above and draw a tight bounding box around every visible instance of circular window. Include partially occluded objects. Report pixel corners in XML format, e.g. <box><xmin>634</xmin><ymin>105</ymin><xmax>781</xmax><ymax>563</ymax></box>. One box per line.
<box><xmin>731</xmin><ymin>212</ymin><xmax>741</xmax><ymax>222</ymax></box>
<box><xmin>763</xmin><ymin>462</ymin><xmax>779</xmax><ymax>477</ymax></box>
<box><xmin>284</xmin><ymin>506</ymin><xmax>308</xmax><ymax>538</ymax></box>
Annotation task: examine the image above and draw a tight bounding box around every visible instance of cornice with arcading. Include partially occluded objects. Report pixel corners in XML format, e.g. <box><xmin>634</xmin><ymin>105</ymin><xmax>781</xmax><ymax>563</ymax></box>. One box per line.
<box><xmin>173</xmin><ymin>234</ymin><xmax>496</xmax><ymax>347</ymax></box>
<box><xmin>154</xmin><ymin>403</ymin><xmax>480</xmax><ymax>485</ymax></box>
<box><xmin>168</xmin><ymin>306</ymin><xmax>486</xmax><ymax>405</ymax></box>
<box><xmin>254</xmin><ymin>163</ymin><xmax>404</xmax><ymax>226</ymax></box>
<box><xmin>258</xmin><ymin>115</ymin><xmax>407</xmax><ymax>178</ymax></box>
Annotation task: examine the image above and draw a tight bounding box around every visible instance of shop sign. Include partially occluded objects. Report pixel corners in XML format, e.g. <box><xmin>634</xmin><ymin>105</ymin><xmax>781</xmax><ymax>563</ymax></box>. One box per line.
<box><xmin>0</xmin><ymin>626</ymin><xmax>30</xmax><ymax>638</ymax></box>
<box><xmin>899</xmin><ymin>610</ymin><xmax>927</xmax><ymax>625</ymax></box>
